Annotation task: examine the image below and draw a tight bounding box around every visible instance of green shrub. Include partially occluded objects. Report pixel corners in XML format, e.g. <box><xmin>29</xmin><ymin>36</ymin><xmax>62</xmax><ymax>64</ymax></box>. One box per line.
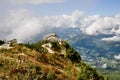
<box><xmin>47</xmin><ymin>72</ymin><xmax>55</xmax><ymax>80</ymax></box>
<box><xmin>0</xmin><ymin>40</ymin><xmax>4</xmax><ymax>45</ymax></box>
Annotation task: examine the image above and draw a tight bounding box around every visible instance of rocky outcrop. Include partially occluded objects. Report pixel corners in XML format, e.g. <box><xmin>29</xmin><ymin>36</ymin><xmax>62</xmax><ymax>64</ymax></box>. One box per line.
<box><xmin>0</xmin><ymin>39</ymin><xmax>17</xmax><ymax>49</ymax></box>
<box><xmin>43</xmin><ymin>33</ymin><xmax>62</xmax><ymax>44</ymax></box>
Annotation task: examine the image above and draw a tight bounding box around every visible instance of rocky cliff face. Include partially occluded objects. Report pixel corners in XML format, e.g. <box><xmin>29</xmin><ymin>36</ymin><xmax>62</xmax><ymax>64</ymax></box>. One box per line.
<box><xmin>0</xmin><ymin>33</ymin><xmax>107</xmax><ymax>80</ymax></box>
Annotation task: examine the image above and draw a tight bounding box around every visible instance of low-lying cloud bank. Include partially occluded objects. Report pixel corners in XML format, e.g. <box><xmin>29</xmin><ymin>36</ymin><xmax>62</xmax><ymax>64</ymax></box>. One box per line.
<box><xmin>0</xmin><ymin>9</ymin><xmax>83</xmax><ymax>42</ymax></box>
<box><xmin>82</xmin><ymin>14</ymin><xmax>120</xmax><ymax>41</ymax></box>
<box><xmin>114</xmin><ymin>54</ymin><xmax>120</xmax><ymax>60</ymax></box>
<box><xmin>0</xmin><ymin>9</ymin><xmax>120</xmax><ymax>42</ymax></box>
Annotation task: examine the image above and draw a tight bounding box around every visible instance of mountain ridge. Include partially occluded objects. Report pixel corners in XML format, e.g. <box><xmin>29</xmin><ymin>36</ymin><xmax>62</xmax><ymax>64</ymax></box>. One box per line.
<box><xmin>0</xmin><ymin>33</ymin><xmax>107</xmax><ymax>80</ymax></box>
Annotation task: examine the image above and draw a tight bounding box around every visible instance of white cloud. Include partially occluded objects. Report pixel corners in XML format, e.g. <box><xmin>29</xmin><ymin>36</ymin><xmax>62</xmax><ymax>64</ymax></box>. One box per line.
<box><xmin>102</xmin><ymin>36</ymin><xmax>120</xmax><ymax>41</ymax></box>
<box><xmin>102</xmin><ymin>63</ymin><xmax>107</xmax><ymax>69</ymax></box>
<box><xmin>115</xmin><ymin>14</ymin><xmax>120</xmax><ymax>18</ymax></box>
<box><xmin>114</xmin><ymin>54</ymin><xmax>120</xmax><ymax>60</ymax></box>
<box><xmin>0</xmin><ymin>9</ymin><xmax>44</xmax><ymax>42</ymax></box>
<box><xmin>82</xmin><ymin>16</ymin><xmax>115</xmax><ymax>35</ymax></box>
<box><xmin>11</xmin><ymin>0</ymin><xmax>66</xmax><ymax>4</ymax></box>
<box><xmin>0</xmin><ymin>9</ymin><xmax>83</xmax><ymax>42</ymax></box>
<box><xmin>0</xmin><ymin>8</ymin><xmax>120</xmax><ymax>42</ymax></box>
<box><xmin>43</xmin><ymin>10</ymin><xmax>83</xmax><ymax>28</ymax></box>
<box><xmin>81</xmin><ymin>14</ymin><xmax>120</xmax><ymax>41</ymax></box>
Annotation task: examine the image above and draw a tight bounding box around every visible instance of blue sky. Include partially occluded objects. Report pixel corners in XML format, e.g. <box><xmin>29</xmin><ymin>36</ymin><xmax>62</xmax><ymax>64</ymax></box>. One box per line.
<box><xmin>0</xmin><ymin>0</ymin><xmax>120</xmax><ymax>42</ymax></box>
<box><xmin>0</xmin><ymin>0</ymin><xmax>120</xmax><ymax>16</ymax></box>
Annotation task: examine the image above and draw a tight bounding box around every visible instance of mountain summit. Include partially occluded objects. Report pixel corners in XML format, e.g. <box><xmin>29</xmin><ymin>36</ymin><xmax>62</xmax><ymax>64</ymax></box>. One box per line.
<box><xmin>42</xmin><ymin>33</ymin><xmax>81</xmax><ymax>62</ymax></box>
<box><xmin>43</xmin><ymin>32</ymin><xmax>62</xmax><ymax>43</ymax></box>
<box><xmin>0</xmin><ymin>33</ymin><xmax>107</xmax><ymax>80</ymax></box>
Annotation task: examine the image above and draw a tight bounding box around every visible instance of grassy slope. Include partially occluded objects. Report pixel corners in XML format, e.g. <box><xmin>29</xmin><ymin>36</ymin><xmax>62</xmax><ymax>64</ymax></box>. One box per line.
<box><xmin>0</xmin><ymin>41</ymin><xmax>106</xmax><ymax>80</ymax></box>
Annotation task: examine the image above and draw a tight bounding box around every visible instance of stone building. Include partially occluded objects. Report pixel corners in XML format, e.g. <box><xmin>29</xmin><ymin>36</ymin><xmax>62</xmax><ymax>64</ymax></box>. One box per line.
<box><xmin>0</xmin><ymin>39</ymin><xmax>17</xmax><ymax>49</ymax></box>
<box><xmin>4</xmin><ymin>39</ymin><xmax>17</xmax><ymax>45</ymax></box>
<box><xmin>43</xmin><ymin>33</ymin><xmax>62</xmax><ymax>44</ymax></box>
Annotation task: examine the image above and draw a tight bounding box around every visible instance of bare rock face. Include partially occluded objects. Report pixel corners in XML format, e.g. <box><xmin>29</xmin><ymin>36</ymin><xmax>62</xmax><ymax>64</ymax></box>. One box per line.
<box><xmin>43</xmin><ymin>33</ymin><xmax>62</xmax><ymax>44</ymax></box>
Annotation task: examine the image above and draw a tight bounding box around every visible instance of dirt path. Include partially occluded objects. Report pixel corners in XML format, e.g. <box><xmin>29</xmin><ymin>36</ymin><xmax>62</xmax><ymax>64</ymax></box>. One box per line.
<box><xmin>42</xmin><ymin>43</ymin><xmax>55</xmax><ymax>53</ymax></box>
